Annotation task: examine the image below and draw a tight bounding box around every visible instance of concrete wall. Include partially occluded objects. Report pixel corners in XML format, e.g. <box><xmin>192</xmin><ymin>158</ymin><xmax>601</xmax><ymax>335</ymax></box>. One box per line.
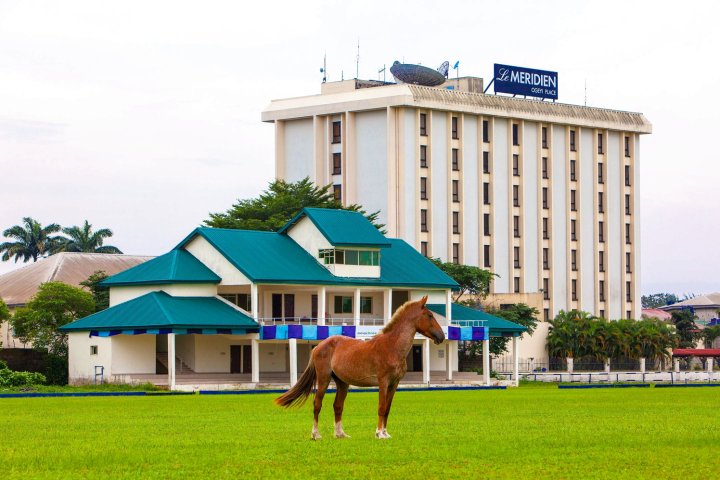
<box><xmin>68</xmin><ymin>332</ymin><xmax>112</xmax><ymax>383</ymax></box>
<box><xmin>184</xmin><ymin>236</ymin><xmax>252</xmax><ymax>286</ymax></box>
<box><xmin>111</xmin><ymin>335</ymin><xmax>155</xmax><ymax>374</ymax></box>
<box><xmin>286</xmin><ymin>216</ymin><xmax>332</xmax><ymax>262</ymax></box>
<box><xmin>109</xmin><ymin>284</ymin><xmax>217</xmax><ymax>306</ymax></box>
<box><xmin>355</xmin><ymin>110</ymin><xmax>388</xmax><ymax>226</ymax></box>
<box><xmin>283</xmin><ymin>118</ymin><xmax>314</xmax><ymax>182</ymax></box>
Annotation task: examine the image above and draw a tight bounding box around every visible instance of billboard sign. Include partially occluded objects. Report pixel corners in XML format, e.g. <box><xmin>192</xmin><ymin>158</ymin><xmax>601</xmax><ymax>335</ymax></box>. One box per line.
<box><xmin>494</xmin><ymin>63</ymin><xmax>558</xmax><ymax>100</ymax></box>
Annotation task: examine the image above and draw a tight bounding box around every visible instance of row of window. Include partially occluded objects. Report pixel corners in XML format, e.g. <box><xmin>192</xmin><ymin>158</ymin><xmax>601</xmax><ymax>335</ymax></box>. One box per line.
<box><xmin>319</xmin><ymin>248</ymin><xmax>380</xmax><ymax>266</ymax></box>
<box><xmin>540</xmin><ymin>279</ymin><xmax>634</xmax><ymax>304</ymax></box>
<box><xmin>270</xmin><ymin>293</ymin><xmax>374</xmax><ymax>319</ymax></box>
<box><xmin>419</xmin><ymin>114</ymin><xmax>462</xmax><ymax>140</ymax></box>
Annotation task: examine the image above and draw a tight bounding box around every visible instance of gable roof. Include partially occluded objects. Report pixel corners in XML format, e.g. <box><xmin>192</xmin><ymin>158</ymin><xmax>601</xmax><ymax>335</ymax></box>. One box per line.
<box><xmin>427</xmin><ymin>303</ymin><xmax>528</xmax><ymax>336</ymax></box>
<box><xmin>176</xmin><ymin>227</ymin><xmax>457</xmax><ymax>289</ymax></box>
<box><xmin>60</xmin><ymin>291</ymin><xmax>258</xmax><ymax>332</ymax></box>
<box><xmin>278</xmin><ymin>208</ymin><xmax>390</xmax><ymax>248</ymax></box>
<box><xmin>0</xmin><ymin>252</ymin><xmax>153</xmax><ymax>307</ymax></box>
<box><xmin>101</xmin><ymin>250</ymin><xmax>220</xmax><ymax>287</ymax></box>
<box><xmin>661</xmin><ymin>293</ymin><xmax>720</xmax><ymax>310</ymax></box>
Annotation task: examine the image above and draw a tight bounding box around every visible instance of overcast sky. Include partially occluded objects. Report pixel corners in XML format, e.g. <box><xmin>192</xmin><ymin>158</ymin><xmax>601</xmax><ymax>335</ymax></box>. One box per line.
<box><xmin>0</xmin><ymin>0</ymin><xmax>718</xmax><ymax>295</ymax></box>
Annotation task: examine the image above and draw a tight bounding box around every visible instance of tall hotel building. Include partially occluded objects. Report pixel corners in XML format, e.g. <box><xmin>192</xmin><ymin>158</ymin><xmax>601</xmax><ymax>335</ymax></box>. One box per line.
<box><xmin>262</xmin><ymin>76</ymin><xmax>651</xmax><ymax>320</ymax></box>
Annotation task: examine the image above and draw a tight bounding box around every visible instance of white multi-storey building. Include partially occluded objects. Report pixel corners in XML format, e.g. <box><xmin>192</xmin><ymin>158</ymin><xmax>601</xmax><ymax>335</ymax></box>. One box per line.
<box><xmin>262</xmin><ymin>76</ymin><xmax>651</xmax><ymax>321</ymax></box>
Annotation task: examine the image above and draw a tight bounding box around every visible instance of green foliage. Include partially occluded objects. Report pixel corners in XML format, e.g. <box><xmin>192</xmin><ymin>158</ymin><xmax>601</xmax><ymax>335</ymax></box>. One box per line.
<box><xmin>483</xmin><ymin>304</ymin><xmax>539</xmax><ymax>356</ymax></box>
<box><xmin>641</xmin><ymin>292</ymin><xmax>680</xmax><ymax>308</ymax></box>
<box><xmin>703</xmin><ymin>325</ymin><xmax>720</xmax><ymax>348</ymax></box>
<box><xmin>10</xmin><ymin>281</ymin><xmax>95</xmax><ymax>356</ymax></box>
<box><xmin>80</xmin><ymin>270</ymin><xmax>110</xmax><ymax>312</ymax></box>
<box><xmin>0</xmin><ymin>362</ymin><xmax>46</xmax><ymax>387</ymax></box>
<box><xmin>205</xmin><ymin>177</ymin><xmax>384</xmax><ymax>232</ymax></box>
<box><xmin>0</xmin><ymin>217</ymin><xmax>64</xmax><ymax>263</ymax></box>
<box><xmin>429</xmin><ymin>258</ymin><xmax>497</xmax><ymax>302</ymax></box>
<box><xmin>0</xmin><ymin>298</ymin><xmax>9</xmax><ymax>348</ymax></box>
<box><xmin>671</xmin><ymin>309</ymin><xmax>700</xmax><ymax>348</ymax></box>
<box><xmin>56</xmin><ymin>220</ymin><xmax>123</xmax><ymax>254</ymax></box>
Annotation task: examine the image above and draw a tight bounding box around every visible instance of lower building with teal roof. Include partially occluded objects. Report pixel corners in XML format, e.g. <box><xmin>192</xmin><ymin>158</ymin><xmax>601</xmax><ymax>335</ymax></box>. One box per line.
<box><xmin>62</xmin><ymin>208</ymin><xmax>527</xmax><ymax>389</ymax></box>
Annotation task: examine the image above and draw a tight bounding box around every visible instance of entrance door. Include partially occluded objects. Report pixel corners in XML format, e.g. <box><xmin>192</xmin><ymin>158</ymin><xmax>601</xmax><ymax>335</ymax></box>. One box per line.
<box><xmin>230</xmin><ymin>346</ymin><xmax>242</xmax><ymax>373</ymax></box>
<box><xmin>242</xmin><ymin>345</ymin><xmax>252</xmax><ymax>374</ymax></box>
<box><xmin>407</xmin><ymin>345</ymin><xmax>423</xmax><ymax>372</ymax></box>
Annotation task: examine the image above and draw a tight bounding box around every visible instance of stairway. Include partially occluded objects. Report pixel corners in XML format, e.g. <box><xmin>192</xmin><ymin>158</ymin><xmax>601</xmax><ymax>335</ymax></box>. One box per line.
<box><xmin>156</xmin><ymin>353</ymin><xmax>194</xmax><ymax>374</ymax></box>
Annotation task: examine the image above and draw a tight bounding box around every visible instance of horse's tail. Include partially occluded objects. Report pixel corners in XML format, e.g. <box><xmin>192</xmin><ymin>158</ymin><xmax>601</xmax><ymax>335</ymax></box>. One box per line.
<box><xmin>274</xmin><ymin>356</ymin><xmax>317</xmax><ymax>408</ymax></box>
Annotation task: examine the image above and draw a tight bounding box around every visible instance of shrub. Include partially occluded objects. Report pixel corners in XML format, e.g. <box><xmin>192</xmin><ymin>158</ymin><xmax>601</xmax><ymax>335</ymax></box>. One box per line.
<box><xmin>0</xmin><ymin>364</ymin><xmax>47</xmax><ymax>387</ymax></box>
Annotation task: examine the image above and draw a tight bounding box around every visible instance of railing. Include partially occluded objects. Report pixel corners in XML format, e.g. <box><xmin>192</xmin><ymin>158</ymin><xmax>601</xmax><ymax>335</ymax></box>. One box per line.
<box><xmin>451</xmin><ymin>320</ymin><xmax>487</xmax><ymax>327</ymax></box>
<box><xmin>258</xmin><ymin>317</ymin><xmax>386</xmax><ymax>326</ymax></box>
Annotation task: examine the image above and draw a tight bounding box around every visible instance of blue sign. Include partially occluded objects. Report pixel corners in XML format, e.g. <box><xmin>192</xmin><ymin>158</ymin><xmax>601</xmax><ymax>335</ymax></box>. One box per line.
<box><xmin>494</xmin><ymin>63</ymin><xmax>558</xmax><ymax>100</ymax></box>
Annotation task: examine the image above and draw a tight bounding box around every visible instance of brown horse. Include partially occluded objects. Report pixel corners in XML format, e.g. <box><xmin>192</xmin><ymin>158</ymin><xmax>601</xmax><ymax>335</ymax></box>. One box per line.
<box><xmin>275</xmin><ymin>296</ymin><xmax>445</xmax><ymax>440</ymax></box>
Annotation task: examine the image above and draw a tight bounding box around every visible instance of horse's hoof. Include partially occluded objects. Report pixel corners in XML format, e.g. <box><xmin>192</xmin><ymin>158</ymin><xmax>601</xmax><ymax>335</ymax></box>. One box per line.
<box><xmin>311</xmin><ymin>433</ymin><xmax>322</xmax><ymax>441</ymax></box>
<box><xmin>335</xmin><ymin>433</ymin><xmax>351</xmax><ymax>439</ymax></box>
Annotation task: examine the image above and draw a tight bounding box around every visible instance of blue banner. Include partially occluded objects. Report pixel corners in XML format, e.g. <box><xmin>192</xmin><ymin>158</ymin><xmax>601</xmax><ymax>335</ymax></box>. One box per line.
<box><xmin>494</xmin><ymin>63</ymin><xmax>558</xmax><ymax>100</ymax></box>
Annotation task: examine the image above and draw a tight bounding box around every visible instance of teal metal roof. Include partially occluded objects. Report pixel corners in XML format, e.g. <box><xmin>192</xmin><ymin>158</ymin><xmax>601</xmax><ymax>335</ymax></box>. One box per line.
<box><xmin>278</xmin><ymin>208</ymin><xmax>391</xmax><ymax>248</ymax></box>
<box><xmin>427</xmin><ymin>303</ymin><xmax>528</xmax><ymax>336</ymax></box>
<box><xmin>176</xmin><ymin>228</ymin><xmax>457</xmax><ymax>289</ymax></box>
<box><xmin>101</xmin><ymin>250</ymin><xmax>220</xmax><ymax>287</ymax></box>
<box><xmin>60</xmin><ymin>291</ymin><xmax>258</xmax><ymax>332</ymax></box>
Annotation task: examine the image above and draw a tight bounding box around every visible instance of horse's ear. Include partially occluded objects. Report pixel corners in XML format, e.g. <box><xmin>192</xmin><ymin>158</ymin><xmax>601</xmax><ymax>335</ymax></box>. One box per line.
<box><xmin>419</xmin><ymin>295</ymin><xmax>428</xmax><ymax>306</ymax></box>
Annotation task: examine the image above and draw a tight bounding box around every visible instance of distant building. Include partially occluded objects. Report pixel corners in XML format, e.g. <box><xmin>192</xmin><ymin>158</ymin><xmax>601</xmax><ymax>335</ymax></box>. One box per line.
<box><xmin>262</xmin><ymin>72</ymin><xmax>651</xmax><ymax>322</ymax></box>
<box><xmin>661</xmin><ymin>293</ymin><xmax>720</xmax><ymax>326</ymax></box>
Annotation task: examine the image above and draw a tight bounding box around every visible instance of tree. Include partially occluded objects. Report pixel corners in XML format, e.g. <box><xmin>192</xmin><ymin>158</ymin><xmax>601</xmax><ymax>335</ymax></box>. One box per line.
<box><xmin>0</xmin><ymin>217</ymin><xmax>64</xmax><ymax>263</ymax></box>
<box><xmin>0</xmin><ymin>298</ymin><xmax>10</xmax><ymax>348</ymax></box>
<box><xmin>641</xmin><ymin>293</ymin><xmax>680</xmax><ymax>308</ymax></box>
<box><xmin>57</xmin><ymin>220</ymin><xmax>122</xmax><ymax>254</ymax></box>
<box><xmin>205</xmin><ymin>177</ymin><xmax>384</xmax><ymax>232</ymax></box>
<box><xmin>80</xmin><ymin>271</ymin><xmax>110</xmax><ymax>312</ymax></box>
<box><xmin>671</xmin><ymin>308</ymin><xmax>699</xmax><ymax>349</ymax></box>
<box><xmin>486</xmin><ymin>303</ymin><xmax>539</xmax><ymax>356</ymax></box>
<box><xmin>430</xmin><ymin>259</ymin><xmax>497</xmax><ymax>302</ymax></box>
<box><xmin>9</xmin><ymin>282</ymin><xmax>94</xmax><ymax>356</ymax></box>
<box><xmin>702</xmin><ymin>325</ymin><xmax>720</xmax><ymax>349</ymax></box>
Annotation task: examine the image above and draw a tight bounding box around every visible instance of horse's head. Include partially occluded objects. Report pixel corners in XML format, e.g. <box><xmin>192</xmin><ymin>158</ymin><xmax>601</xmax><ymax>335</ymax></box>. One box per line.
<box><xmin>415</xmin><ymin>296</ymin><xmax>445</xmax><ymax>345</ymax></box>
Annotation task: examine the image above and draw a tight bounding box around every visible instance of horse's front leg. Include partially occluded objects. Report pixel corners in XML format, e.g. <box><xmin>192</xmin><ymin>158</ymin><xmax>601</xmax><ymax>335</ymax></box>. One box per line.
<box><xmin>381</xmin><ymin>379</ymin><xmax>400</xmax><ymax>438</ymax></box>
<box><xmin>312</xmin><ymin>371</ymin><xmax>331</xmax><ymax>440</ymax></box>
<box><xmin>376</xmin><ymin>376</ymin><xmax>398</xmax><ymax>439</ymax></box>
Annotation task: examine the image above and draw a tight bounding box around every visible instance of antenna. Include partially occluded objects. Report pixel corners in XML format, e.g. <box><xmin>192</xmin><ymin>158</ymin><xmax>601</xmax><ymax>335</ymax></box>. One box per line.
<box><xmin>320</xmin><ymin>53</ymin><xmax>327</xmax><ymax>83</ymax></box>
<box><xmin>378</xmin><ymin>64</ymin><xmax>386</xmax><ymax>82</ymax></box>
<box><xmin>356</xmin><ymin>38</ymin><xmax>360</xmax><ymax>79</ymax></box>
<box><xmin>584</xmin><ymin>79</ymin><xmax>587</xmax><ymax>106</ymax></box>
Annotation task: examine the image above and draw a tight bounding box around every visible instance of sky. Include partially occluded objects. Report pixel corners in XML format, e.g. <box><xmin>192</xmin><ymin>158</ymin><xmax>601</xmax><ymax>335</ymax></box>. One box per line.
<box><xmin>0</xmin><ymin>0</ymin><xmax>718</xmax><ymax>295</ymax></box>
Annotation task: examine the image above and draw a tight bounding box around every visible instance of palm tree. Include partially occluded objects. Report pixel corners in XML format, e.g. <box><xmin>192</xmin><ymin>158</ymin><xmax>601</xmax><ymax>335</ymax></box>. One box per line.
<box><xmin>0</xmin><ymin>217</ymin><xmax>64</xmax><ymax>262</ymax></box>
<box><xmin>58</xmin><ymin>220</ymin><xmax>122</xmax><ymax>254</ymax></box>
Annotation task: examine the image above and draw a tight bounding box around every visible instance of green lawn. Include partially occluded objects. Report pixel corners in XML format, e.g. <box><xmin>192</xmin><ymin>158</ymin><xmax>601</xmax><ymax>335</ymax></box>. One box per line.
<box><xmin>2</xmin><ymin>386</ymin><xmax>719</xmax><ymax>479</ymax></box>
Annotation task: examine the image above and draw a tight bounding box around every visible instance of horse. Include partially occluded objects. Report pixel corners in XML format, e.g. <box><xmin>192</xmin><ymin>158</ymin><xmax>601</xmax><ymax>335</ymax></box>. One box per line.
<box><xmin>274</xmin><ymin>296</ymin><xmax>445</xmax><ymax>440</ymax></box>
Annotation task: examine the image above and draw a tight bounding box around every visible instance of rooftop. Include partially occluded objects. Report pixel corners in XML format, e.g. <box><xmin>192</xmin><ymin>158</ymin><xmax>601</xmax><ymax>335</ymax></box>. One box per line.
<box><xmin>101</xmin><ymin>250</ymin><xmax>221</xmax><ymax>287</ymax></box>
<box><xmin>278</xmin><ymin>208</ymin><xmax>390</xmax><ymax>248</ymax></box>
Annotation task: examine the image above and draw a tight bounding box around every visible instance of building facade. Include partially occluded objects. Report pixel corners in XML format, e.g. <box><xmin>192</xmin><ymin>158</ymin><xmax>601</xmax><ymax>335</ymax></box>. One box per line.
<box><xmin>262</xmin><ymin>78</ymin><xmax>652</xmax><ymax>320</ymax></box>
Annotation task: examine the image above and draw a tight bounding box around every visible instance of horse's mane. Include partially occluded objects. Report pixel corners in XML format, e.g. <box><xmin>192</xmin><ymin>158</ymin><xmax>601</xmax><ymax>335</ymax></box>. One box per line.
<box><xmin>381</xmin><ymin>299</ymin><xmax>419</xmax><ymax>334</ymax></box>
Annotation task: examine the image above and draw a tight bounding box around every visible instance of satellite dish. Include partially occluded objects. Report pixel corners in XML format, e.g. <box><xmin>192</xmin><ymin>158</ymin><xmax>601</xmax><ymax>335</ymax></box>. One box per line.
<box><xmin>390</xmin><ymin>61</ymin><xmax>446</xmax><ymax>86</ymax></box>
<box><xmin>437</xmin><ymin>61</ymin><xmax>450</xmax><ymax>78</ymax></box>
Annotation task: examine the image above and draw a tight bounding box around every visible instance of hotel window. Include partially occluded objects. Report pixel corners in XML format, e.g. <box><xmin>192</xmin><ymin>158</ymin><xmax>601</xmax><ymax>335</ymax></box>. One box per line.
<box><xmin>482</xmin><ymin>120</ymin><xmax>490</xmax><ymax>143</ymax></box>
<box><xmin>420</xmin><ymin>209</ymin><xmax>428</xmax><ymax>232</ymax></box>
<box><xmin>543</xmin><ymin>248</ymin><xmax>549</xmax><ymax>270</ymax></box>
<box><xmin>625</xmin><ymin>165</ymin><xmax>631</xmax><ymax>186</ymax></box>
<box><xmin>544</xmin><ymin>308</ymin><xmax>550</xmax><ymax>322</ymax></box>
<box><xmin>542</xmin><ymin>187</ymin><xmax>548</xmax><ymax>209</ymax></box>
<box><xmin>513</xmin><ymin>276</ymin><xmax>520</xmax><ymax>293</ymax></box>
<box><xmin>452</xmin><ymin>148</ymin><xmax>459</xmax><ymax>171</ymax></box>
<box><xmin>600</xmin><ymin>309</ymin><xmax>605</xmax><ymax>319</ymax></box>
<box><xmin>599</xmin><ymin>281</ymin><xmax>605</xmax><ymax>302</ymax></box>
<box><xmin>542</xmin><ymin>217</ymin><xmax>549</xmax><ymax>239</ymax></box>
<box><xmin>542</xmin><ymin>157</ymin><xmax>548</xmax><ymax>179</ymax></box>
<box><xmin>452</xmin><ymin>211</ymin><xmax>460</xmax><ymax>234</ymax></box>
<box><xmin>420</xmin><ymin>177</ymin><xmax>428</xmax><ymax>200</ymax></box>
<box><xmin>512</xmin><ymin>154</ymin><xmax>520</xmax><ymax>176</ymax></box>
<box><xmin>421</xmin><ymin>241</ymin><xmax>428</xmax><ymax>257</ymax></box>
<box><xmin>570</xmin><ymin>130</ymin><xmax>576</xmax><ymax>151</ymax></box>
<box><xmin>598</xmin><ymin>192</ymin><xmax>604</xmax><ymax>213</ymax></box>
<box><xmin>625</xmin><ymin>223</ymin><xmax>631</xmax><ymax>244</ymax></box>
<box><xmin>626</xmin><ymin>252</ymin><xmax>632</xmax><ymax>273</ymax></box>
<box><xmin>334</xmin><ymin>296</ymin><xmax>353</xmax><ymax>314</ymax></box>
<box><xmin>513</xmin><ymin>185</ymin><xmax>520</xmax><ymax>207</ymax></box>
<box><xmin>451</xmin><ymin>116</ymin><xmax>459</xmax><ymax>139</ymax></box>
<box><xmin>598</xmin><ymin>133</ymin><xmax>604</xmax><ymax>154</ymax></box>
<box><xmin>512</xmin><ymin>123</ymin><xmax>519</xmax><ymax>145</ymax></box>
<box><xmin>599</xmin><ymin>251</ymin><xmax>605</xmax><ymax>272</ymax></box>
<box><xmin>483</xmin><ymin>151</ymin><xmax>490</xmax><ymax>173</ymax></box>
<box><xmin>543</xmin><ymin>278</ymin><xmax>550</xmax><ymax>300</ymax></box>
<box><xmin>452</xmin><ymin>243</ymin><xmax>460</xmax><ymax>264</ymax></box>
<box><xmin>483</xmin><ymin>214</ymin><xmax>491</xmax><ymax>236</ymax></box>
<box><xmin>483</xmin><ymin>182</ymin><xmax>490</xmax><ymax>205</ymax></box>
<box><xmin>514</xmin><ymin>246</ymin><xmax>520</xmax><ymax>268</ymax></box>
<box><xmin>513</xmin><ymin>216</ymin><xmax>520</xmax><ymax>238</ymax></box>
<box><xmin>542</xmin><ymin>126</ymin><xmax>548</xmax><ymax>148</ymax></box>
<box><xmin>483</xmin><ymin>245</ymin><xmax>491</xmax><ymax>267</ymax></box>
<box><xmin>627</xmin><ymin>310</ymin><xmax>632</xmax><ymax>319</ymax></box>
<box><xmin>571</xmin><ymin>249</ymin><xmax>577</xmax><ymax>271</ymax></box>
<box><xmin>360</xmin><ymin>297</ymin><xmax>373</xmax><ymax>314</ymax></box>
<box><xmin>452</xmin><ymin>180</ymin><xmax>460</xmax><ymax>202</ymax></box>
<box><xmin>625</xmin><ymin>194</ymin><xmax>631</xmax><ymax>215</ymax></box>
<box><xmin>420</xmin><ymin>145</ymin><xmax>428</xmax><ymax>168</ymax></box>
<box><xmin>420</xmin><ymin>113</ymin><xmax>427</xmax><ymax>136</ymax></box>
<box><xmin>333</xmin><ymin>184</ymin><xmax>342</xmax><ymax>201</ymax></box>
<box><xmin>598</xmin><ymin>162</ymin><xmax>604</xmax><ymax>184</ymax></box>
<box><xmin>599</xmin><ymin>221</ymin><xmax>605</xmax><ymax>243</ymax></box>
<box><xmin>626</xmin><ymin>281</ymin><xmax>632</xmax><ymax>302</ymax></box>
<box><xmin>570</xmin><ymin>189</ymin><xmax>577</xmax><ymax>211</ymax></box>
<box><xmin>90</xmin><ymin>345</ymin><xmax>98</xmax><ymax>355</ymax></box>
<box><xmin>572</xmin><ymin>279</ymin><xmax>578</xmax><ymax>301</ymax></box>
<box><xmin>570</xmin><ymin>219</ymin><xmax>577</xmax><ymax>241</ymax></box>
<box><xmin>332</xmin><ymin>153</ymin><xmax>342</xmax><ymax>175</ymax></box>
<box><xmin>332</xmin><ymin>121</ymin><xmax>341</xmax><ymax>144</ymax></box>
<box><xmin>570</xmin><ymin>160</ymin><xmax>576</xmax><ymax>181</ymax></box>
<box><xmin>624</xmin><ymin>136</ymin><xmax>630</xmax><ymax>157</ymax></box>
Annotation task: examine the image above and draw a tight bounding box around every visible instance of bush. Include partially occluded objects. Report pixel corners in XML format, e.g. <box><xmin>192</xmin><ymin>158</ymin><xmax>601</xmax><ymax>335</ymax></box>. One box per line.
<box><xmin>44</xmin><ymin>354</ymin><xmax>68</xmax><ymax>385</ymax></box>
<box><xmin>0</xmin><ymin>364</ymin><xmax>47</xmax><ymax>387</ymax></box>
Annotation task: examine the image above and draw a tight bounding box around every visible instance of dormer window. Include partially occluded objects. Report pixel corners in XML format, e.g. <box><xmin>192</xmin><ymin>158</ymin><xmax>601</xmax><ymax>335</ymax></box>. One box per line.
<box><xmin>319</xmin><ymin>248</ymin><xmax>380</xmax><ymax>266</ymax></box>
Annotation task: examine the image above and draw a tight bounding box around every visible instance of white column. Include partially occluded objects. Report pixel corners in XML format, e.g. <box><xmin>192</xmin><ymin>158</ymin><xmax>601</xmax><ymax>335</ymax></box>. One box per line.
<box><xmin>707</xmin><ymin>357</ymin><xmax>714</xmax><ymax>373</ymax></box>
<box><xmin>567</xmin><ymin>357</ymin><xmax>574</xmax><ymax>373</ymax></box>
<box><xmin>604</xmin><ymin>358</ymin><xmax>611</xmax><ymax>373</ymax></box>
<box><xmin>512</xmin><ymin>336</ymin><xmax>519</xmax><ymax>387</ymax></box>
<box><xmin>251</xmin><ymin>283</ymin><xmax>259</xmax><ymax>322</ymax></box>
<box><xmin>673</xmin><ymin>358</ymin><xmax>680</xmax><ymax>373</ymax></box>
<box><xmin>289</xmin><ymin>338</ymin><xmax>298</xmax><ymax>386</ymax></box>
<box><xmin>318</xmin><ymin>286</ymin><xmax>326</xmax><ymax>326</ymax></box>
<box><xmin>167</xmin><ymin>333</ymin><xmax>176</xmax><ymax>390</ymax></box>
<box><xmin>423</xmin><ymin>338</ymin><xmax>431</xmax><ymax>384</ymax></box>
<box><xmin>251</xmin><ymin>337</ymin><xmax>259</xmax><ymax>383</ymax></box>
<box><xmin>639</xmin><ymin>357</ymin><xmax>646</xmax><ymax>373</ymax></box>
<box><xmin>354</xmin><ymin>288</ymin><xmax>361</xmax><ymax>326</ymax></box>
<box><xmin>445</xmin><ymin>290</ymin><xmax>453</xmax><ymax>325</ymax></box>
<box><xmin>446</xmin><ymin>341</ymin><xmax>453</xmax><ymax>381</ymax></box>
<box><xmin>384</xmin><ymin>288</ymin><xmax>393</xmax><ymax>324</ymax></box>
<box><xmin>482</xmin><ymin>338</ymin><xmax>490</xmax><ymax>386</ymax></box>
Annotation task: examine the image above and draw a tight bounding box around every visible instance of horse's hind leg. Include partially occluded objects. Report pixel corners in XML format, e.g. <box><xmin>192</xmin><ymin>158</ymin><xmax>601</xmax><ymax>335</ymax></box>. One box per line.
<box><xmin>311</xmin><ymin>359</ymin><xmax>332</xmax><ymax>440</ymax></box>
<box><xmin>332</xmin><ymin>376</ymin><xmax>350</xmax><ymax>438</ymax></box>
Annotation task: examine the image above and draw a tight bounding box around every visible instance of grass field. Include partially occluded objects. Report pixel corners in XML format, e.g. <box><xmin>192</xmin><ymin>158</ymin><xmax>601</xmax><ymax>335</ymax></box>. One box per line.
<box><xmin>2</xmin><ymin>385</ymin><xmax>719</xmax><ymax>479</ymax></box>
